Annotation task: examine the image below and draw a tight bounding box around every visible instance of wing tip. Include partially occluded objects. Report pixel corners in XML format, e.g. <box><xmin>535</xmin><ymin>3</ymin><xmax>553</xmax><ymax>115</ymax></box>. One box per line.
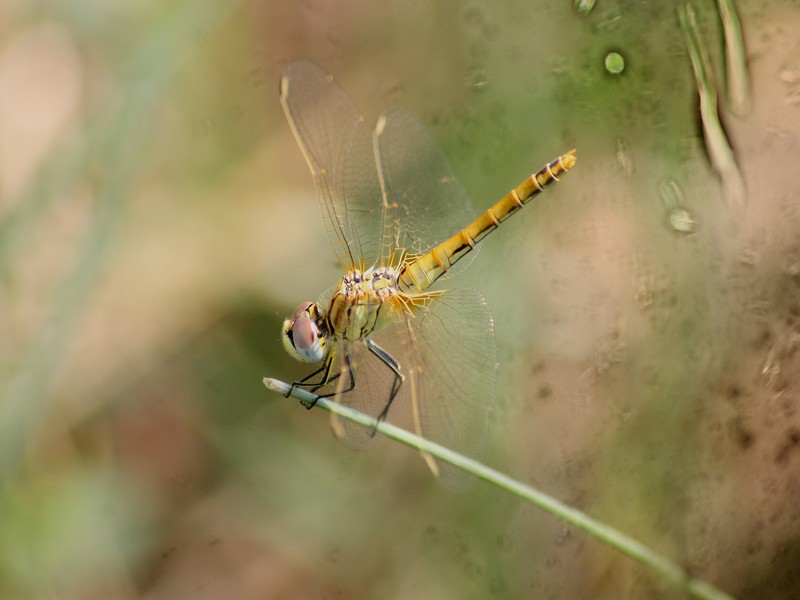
<box><xmin>279</xmin><ymin>70</ymin><xmax>290</xmax><ymax>101</ymax></box>
<box><xmin>375</xmin><ymin>113</ymin><xmax>388</xmax><ymax>136</ymax></box>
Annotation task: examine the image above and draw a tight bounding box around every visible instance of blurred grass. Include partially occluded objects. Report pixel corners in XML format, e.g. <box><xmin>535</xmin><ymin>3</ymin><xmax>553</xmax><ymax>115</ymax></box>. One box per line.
<box><xmin>0</xmin><ymin>2</ymin><xmax>243</xmax><ymax>483</ymax></box>
<box><xmin>1</xmin><ymin>0</ymin><xmax>800</xmax><ymax>599</ymax></box>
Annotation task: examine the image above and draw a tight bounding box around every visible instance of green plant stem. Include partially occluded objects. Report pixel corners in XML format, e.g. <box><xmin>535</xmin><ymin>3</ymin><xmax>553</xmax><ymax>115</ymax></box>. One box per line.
<box><xmin>678</xmin><ymin>1</ymin><xmax>745</xmax><ymax>208</ymax></box>
<box><xmin>716</xmin><ymin>0</ymin><xmax>750</xmax><ymax>116</ymax></box>
<box><xmin>264</xmin><ymin>377</ymin><xmax>736</xmax><ymax>600</ymax></box>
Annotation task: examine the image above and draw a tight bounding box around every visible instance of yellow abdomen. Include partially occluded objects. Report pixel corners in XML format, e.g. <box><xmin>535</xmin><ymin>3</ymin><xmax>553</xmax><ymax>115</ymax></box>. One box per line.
<box><xmin>398</xmin><ymin>150</ymin><xmax>576</xmax><ymax>293</ymax></box>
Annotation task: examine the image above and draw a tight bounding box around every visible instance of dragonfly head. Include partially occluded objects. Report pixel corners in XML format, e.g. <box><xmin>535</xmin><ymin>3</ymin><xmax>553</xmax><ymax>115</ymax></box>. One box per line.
<box><xmin>282</xmin><ymin>301</ymin><xmax>328</xmax><ymax>363</ymax></box>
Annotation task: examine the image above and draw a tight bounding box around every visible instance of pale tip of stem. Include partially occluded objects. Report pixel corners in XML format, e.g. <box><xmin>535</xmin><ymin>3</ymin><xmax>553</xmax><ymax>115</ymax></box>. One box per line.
<box><xmin>263</xmin><ymin>377</ymin><xmax>291</xmax><ymax>395</ymax></box>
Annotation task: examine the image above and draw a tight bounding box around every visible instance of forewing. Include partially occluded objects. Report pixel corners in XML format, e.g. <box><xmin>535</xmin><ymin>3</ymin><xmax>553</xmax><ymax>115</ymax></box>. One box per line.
<box><xmin>280</xmin><ymin>60</ymin><xmax>383</xmax><ymax>270</ymax></box>
<box><xmin>374</xmin><ymin>109</ymin><xmax>478</xmax><ymax>275</ymax></box>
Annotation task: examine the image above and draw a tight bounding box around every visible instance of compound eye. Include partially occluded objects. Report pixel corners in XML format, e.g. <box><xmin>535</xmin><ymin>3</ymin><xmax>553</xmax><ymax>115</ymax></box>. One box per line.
<box><xmin>292</xmin><ymin>301</ymin><xmax>314</xmax><ymax>322</ymax></box>
<box><xmin>292</xmin><ymin>316</ymin><xmax>317</xmax><ymax>353</ymax></box>
<box><xmin>281</xmin><ymin>302</ymin><xmax>326</xmax><ymax>363</ymax></box>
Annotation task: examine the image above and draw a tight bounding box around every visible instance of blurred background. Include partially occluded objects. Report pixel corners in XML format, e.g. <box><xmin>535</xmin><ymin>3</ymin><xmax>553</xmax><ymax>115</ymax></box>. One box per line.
<box><xmin>1</xmin><ymin>0</ymin><xmax>799</xmax><ymax>598</ymax></box>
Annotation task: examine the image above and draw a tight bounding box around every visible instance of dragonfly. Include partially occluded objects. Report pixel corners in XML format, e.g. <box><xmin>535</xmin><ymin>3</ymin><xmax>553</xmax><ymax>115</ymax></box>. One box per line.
<box><xmin>279</xmin><ymin>59</ymin><xmax>575</xmax><ymax>490</ymax></box>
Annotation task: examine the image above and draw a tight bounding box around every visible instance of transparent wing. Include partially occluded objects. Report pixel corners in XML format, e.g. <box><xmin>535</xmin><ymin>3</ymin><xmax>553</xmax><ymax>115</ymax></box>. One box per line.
<box><xmin>375</xmin><ymin>109</ymin><xmax>478</xmax><ymax>275</ymax></box>
<box><xmin>280</xmin><ymin>60</ymin><xmax>383</xmax><ymax>270</ymax></box>
<box><xmin>326</xmin><ymin>288</ymin><xmax>497</xmax><ymax>491</ymax></box>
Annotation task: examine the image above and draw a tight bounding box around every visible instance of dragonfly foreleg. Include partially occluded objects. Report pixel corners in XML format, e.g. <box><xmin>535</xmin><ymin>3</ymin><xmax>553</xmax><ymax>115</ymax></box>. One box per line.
<box><xmin>291</xmin><ymin>357</ymin><xmax>337</xmax><ymax>408</ymax></box>
<box><xmin>365</xmin><ymin>339</ymin><xmax>405</xmax><ymax>432</ymax></box>
<box><xmin>294</xmin><ymin>350</ymin><xmax>358</xmax><ymax>416</ymax></box>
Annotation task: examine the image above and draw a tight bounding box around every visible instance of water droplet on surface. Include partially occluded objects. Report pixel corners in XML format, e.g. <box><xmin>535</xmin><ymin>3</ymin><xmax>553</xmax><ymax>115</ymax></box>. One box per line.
<box><xmin>659</xmin><ymin>178</ymin><xmax>693</xmax><ymax>232</ymax></box>
<box><xmin>604</xmin><ymin>52</ymin><xmax>625</xmax><ymax>75</ymax></box>
<box><xmin>669</xmin><ymin>207</ymin><xmax>695</xmax><ymax>233</ymax></box>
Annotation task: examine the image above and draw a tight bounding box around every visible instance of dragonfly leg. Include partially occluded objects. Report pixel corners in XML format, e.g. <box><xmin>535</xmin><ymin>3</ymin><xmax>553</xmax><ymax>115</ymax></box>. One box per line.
<box><xmin>291</xmin><ymin>357</ymin><xmax>336</xmax><ymax>408</ymax></box>
<box><xmin>313</xmin><ymin>350</ymin><xmax>356</xmax><ymax>401</ymax></box>
<box><xmin>290</xmin><ymin>354</ymin><xmax>356</xmax><ymax>409</ymax></box>
<box><xmin>365</xmin><ymin>339</ymin><xmax>405</xmax><ymax>434</ymax></box>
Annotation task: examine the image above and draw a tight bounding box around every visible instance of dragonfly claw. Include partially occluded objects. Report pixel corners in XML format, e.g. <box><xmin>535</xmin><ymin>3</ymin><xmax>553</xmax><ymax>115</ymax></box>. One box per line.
<box><xmin>299</xmin><ymin>393</ymin><xmax>318</xmax><ymax>410</ymax></box>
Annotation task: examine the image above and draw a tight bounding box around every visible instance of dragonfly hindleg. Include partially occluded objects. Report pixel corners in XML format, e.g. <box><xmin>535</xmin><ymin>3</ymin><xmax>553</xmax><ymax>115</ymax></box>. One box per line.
<box><xmin>365</xmin><ymin>338</ymin><xmax>405</xmax><ymax>431</ymax></box>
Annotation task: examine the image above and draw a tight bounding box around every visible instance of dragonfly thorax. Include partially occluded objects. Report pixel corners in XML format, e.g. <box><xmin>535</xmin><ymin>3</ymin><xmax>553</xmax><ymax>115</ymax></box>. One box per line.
<box><xmin>340</xmin><ymin>267</ymin><xmax>399</xmax><ymax>299</ymax></box>
<box><xmin>282</xmin><ymin>267</ymin><xmax>402</xmax><ymax>364</ymax></box>
<box><xmin>328</xmin><ymin>266</ymin><xmax>401</xmax><ymax>342</ymax></box>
